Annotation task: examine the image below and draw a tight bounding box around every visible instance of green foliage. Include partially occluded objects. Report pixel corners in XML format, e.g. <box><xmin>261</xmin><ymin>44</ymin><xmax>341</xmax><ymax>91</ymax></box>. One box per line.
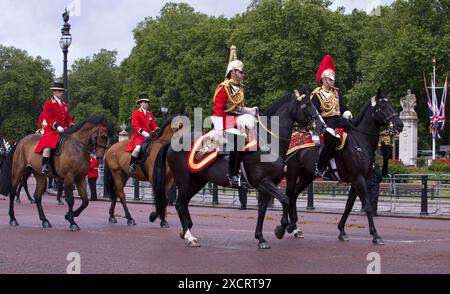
<box><xmin>0</xmin><ymin>45</ymin><xmax>53</xmax><ymax>140</ymax></box>
<box><xmin>416</xmin><ymin>156</ymin><xmax>427</xmax><ymax>168</ymax></box>
<box><xmin>428</xmin><ymin>162</ymin><xmax>450</xmax><ymax>172</ymax></box>
<box><xmin>68</xmin><ymin>49</ymin><xmax>122</xmax><ymax>125</ymax></box>
<box><xmin>388</xmin><ymin>160</ymin><xmax>409</xmax><ymax>175</ymax></box>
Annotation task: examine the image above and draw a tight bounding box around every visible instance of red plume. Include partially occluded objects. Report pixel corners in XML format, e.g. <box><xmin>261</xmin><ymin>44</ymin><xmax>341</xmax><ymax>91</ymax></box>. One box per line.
<box><xmin>316</xmin><ymin>55</ymin><xmax>336</xmax><ymax>84</ymax></box>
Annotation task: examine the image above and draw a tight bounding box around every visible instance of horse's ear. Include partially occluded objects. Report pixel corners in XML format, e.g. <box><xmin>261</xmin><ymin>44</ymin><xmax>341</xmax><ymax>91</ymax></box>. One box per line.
<box><xmin>377</xmin><ymin>88</ymin><xmax>382</xmax><ymax>99</ymax></box>
<box><xmin>294</xmin><ymin>89</ymin><xmax>306</xmax><ymax>101</ymax></box>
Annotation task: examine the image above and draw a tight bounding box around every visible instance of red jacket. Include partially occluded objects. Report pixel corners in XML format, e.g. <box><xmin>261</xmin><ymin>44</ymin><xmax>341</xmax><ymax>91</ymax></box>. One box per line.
<box><xmin>87</xmin><ymin>157</ymin><xmax>99</xmax><ymax>178</ymax></box>
<box><xmin>213</xmin><ymin>81</ymin><xmax>244</xmax><ymax>130</ymax></box>
<box><xmin>34</xmin><ymin>98</ymin><xmax>73</xmax><ymax>153</ymax></box>
<box><xmin>125</xmin><ymin>108</ymin><xmax>159</xmax><ymax>152</ymax></box>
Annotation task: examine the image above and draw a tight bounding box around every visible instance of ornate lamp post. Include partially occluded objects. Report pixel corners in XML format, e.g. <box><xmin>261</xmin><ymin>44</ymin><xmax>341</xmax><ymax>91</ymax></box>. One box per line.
<box><xmin>60</xmin><ymin>9</ymin><xmax>72</xmax><ymax>103</ymax></box>
<box><xmin>160</xmin><ymin>104</ymin><xmax>168</xmax><ymax>121</ymax></box>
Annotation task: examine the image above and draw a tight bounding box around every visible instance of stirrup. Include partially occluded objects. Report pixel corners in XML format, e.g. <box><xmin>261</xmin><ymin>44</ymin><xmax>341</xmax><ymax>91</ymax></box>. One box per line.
<box><xmin>41</xmin><ymin>164</ymin><xmax>49</xmax><ymax>175</ymax></box>
<box><xmin>129</xmin><ymin>163</ymin><xmax>137</xmax><ymax>173</ymax></box>
<box><xmin>228</xmin><ymin>174</ymin><xmax>242</xmax><ymax>188</ymax></box>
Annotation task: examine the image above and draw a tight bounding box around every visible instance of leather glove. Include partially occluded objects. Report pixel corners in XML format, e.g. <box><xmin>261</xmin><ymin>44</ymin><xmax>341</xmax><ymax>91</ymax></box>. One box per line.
<box><xmin>141</xmin><ymin>131</ymin><xmax>150</xmax><ymax>138</ymax></box>
<box><xmin>57</xmin><ymin>126</ymin><xmax>65</xmax><ymax>133</ymax></box>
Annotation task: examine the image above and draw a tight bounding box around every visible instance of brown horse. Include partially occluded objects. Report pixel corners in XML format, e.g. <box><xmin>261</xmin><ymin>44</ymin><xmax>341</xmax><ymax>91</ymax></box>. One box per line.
<box><xmin>105</xmin><ymin>115</ymin><xmax>182</xmax><ymax>227</ymax></box>
<box><xmin>0</xmin><ymin>115</ymin><xmax>114</xmax><ymax>231</ymax></box>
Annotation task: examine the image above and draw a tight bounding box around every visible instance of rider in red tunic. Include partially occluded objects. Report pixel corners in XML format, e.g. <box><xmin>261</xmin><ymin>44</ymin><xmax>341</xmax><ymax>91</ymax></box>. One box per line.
<box><xmin>34</xmin><ymin>82</ymin><xmax>74</xmax><ymax>174</ymax></box>
<box><xmin>210</xmin><ymin>45</ymin><xmax>258</xmax><ymax>188</ymax></box>
<box><xmin>125</xmin><ymin>93</ymin><xmax>159</xmax><ymax>173</ymax></box>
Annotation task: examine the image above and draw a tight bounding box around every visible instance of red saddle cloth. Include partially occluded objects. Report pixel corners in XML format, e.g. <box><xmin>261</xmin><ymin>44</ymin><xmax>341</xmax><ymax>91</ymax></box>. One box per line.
<box><xmin>187</xmin><ymin>130</ymin><xmax>257</xmax><ymax>173</ymax></box>
<box><xmin>287</xmin><ymin>128</ymin><xmax>347</xmax><ymax>156</ymax></box>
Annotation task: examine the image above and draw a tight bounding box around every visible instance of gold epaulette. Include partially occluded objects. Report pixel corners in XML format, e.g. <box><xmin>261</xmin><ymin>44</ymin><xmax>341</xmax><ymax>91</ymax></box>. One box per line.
<box><xmin>310</xmin><ymin>87</ymin><xmax>322</xmax><ymax>99</ymax></box>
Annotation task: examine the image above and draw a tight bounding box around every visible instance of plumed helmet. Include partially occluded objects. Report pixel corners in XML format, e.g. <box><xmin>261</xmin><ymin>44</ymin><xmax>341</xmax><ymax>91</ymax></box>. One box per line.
<box><xmin>225</xmin><ymin>45</ymin><xmax>244</xmax><ymax>78</ymax></box>
<box><xmin>316</xmin><ymin>55</ymin><xmax>336</xmax><ymax>84</ymax></box>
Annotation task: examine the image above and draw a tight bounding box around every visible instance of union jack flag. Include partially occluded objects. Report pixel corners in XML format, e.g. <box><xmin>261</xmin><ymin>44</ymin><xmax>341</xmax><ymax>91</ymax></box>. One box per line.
<box><xmin>424</xmin><ymin>76</ymin><xmax>448</xmax><ymax>139</ymax></box>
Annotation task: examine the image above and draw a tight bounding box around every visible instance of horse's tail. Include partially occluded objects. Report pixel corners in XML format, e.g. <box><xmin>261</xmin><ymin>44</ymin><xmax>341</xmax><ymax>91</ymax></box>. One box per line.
<box><xmin>150</xmin><ymin>143</ymin><xmax>170</xmax><ymax>223</ymax></box>
<box><xmin>0</xmin><ymin>143</ymin><xmax>17</xmax><ymax>196</ymax></box>
<box><xmin>103</xmin><ymin>160</ymin><xmax>115</xmax><ymax>199</ymax></box>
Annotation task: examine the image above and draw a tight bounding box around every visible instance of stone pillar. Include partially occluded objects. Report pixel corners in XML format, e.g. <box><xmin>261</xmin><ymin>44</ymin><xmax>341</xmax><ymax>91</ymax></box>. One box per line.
<box><xmin>399</xmin><ymin>90</ymin><xmax>418</xmax><ymax>166</ymax></box>
<box><xmin>118</xmin><ymin>122</ymin><xmax>129</xmax><ymax>142</ymax></box>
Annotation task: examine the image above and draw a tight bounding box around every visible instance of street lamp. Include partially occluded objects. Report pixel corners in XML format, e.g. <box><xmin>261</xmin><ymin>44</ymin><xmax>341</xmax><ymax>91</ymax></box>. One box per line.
<box><xmin>60</xmin><ymin>9</ymin><xmax>72</xmax><ymax>103</ymax></box>
<box><xmin>160</xmin><ymin>104</ymin><xmax>168</xmax><ymax>121</ymax></box>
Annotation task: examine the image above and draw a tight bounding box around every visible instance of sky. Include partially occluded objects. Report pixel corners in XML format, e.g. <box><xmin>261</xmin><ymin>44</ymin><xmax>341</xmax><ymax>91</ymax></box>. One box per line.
<box><xmin>0</xmin><ymin>0</ymin><xmax>394</xmax><ymax>77</ymax></box>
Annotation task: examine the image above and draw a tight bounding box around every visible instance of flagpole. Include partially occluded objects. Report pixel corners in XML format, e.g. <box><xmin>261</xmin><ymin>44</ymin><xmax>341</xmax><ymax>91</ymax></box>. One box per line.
<box><xmin>432</xmin><ymin>57</ymin><xmax>436</xmax><ymax>160</ymax></box>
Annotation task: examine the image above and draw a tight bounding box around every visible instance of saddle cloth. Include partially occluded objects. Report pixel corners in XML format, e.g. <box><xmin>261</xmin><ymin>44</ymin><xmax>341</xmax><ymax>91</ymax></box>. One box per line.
<box><xmin>286</xmin><ymin>128</ymin><xmax>348</xmax><ymax>156</ymax></box>
<box><xmin>187</xmin><ymin>130</ymin><xmax>257</xmax><ymax>173</ymax></box>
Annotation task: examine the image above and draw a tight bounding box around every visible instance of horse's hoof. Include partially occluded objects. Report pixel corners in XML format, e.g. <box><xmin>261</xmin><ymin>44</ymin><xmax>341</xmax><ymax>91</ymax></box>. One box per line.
<box><xmin>274</xmin><ymin>226</ymin><xmax>286</xmax><ymax>240</ymax></box>
<box><xmin>9</xmin><ymin>219</ymin><xmax>19</xmax><ymax>226</ymax></box>
<box><xmin>187</xmin><ymin>239</ymin><xmax>200</xmax><ymax>247</ymax></box>
<box><xmin>108</xmin><ymin>216</ymin><xmax>117</xmax><ymax>224</ymax></box>
<box><xmin>294</xmin><ymin>231</ymin><xmax>304</xmax><ymax>239</ymax></box>
<box><xmin>179</xmin><ymin>230</ymin><xmax>185</xmax><ymax>240</ymax></box>
<box><xmin>258</xmin><ymin>241</ymin><xmax>271</xmax><ymax>249</ymax></box>
<box><xmin>160</xmin><ymin>221</ymin><xmax>170</xmax><ymax>228</ymax></box>
<box><xmin>42</xmin><ymin>221</ymin><xmax>52</xmax><ymax>228</ymax></box>
<box><xmin>15</xmin><ymin>199</ymin><xmax>21</xmax><ymax>204</ymax></box>
<box><xmin>338</xmin><ymin>234</ymin><xmax>349</xmax><ymax>241</ymax></box>
<box><xmin>149</xmin><ymin>212</ymin><xmax>158</xmax><ymax>223</ymax></box>
<box><xmin>286</xmin><ymin>224</ymin><xmax>296</xmax><ymax>234</ymax></box>
<box><xmin>373</xmin><ymin>238</ymin><xmax>385</xmax><ymax>246</ymax></box>
<box><xmin>70</xmin><ymin>224</ymin><xmax>80</xmax><ymax>232</ymax></box>
<box><xmin>127</xmin><ymin>219</ymin><xmax>136</xmax><ymax>226</ymax></box>
<box><xmin>58</xmin><ymin>201</ymin><xmax>64</xmax><ymax>206</ymax></box>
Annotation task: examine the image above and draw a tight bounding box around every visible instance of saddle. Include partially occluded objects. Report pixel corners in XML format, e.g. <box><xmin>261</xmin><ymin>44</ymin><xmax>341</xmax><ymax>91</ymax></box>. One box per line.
<box><xmin>187</xmin><ymin>129</ymin><xmax>257</xmax><ymax>173</ymax></box>
<box><xmin>135</xmin><ymin>130</ymin><xmax>160</xmax><ymax>177</ymax></box>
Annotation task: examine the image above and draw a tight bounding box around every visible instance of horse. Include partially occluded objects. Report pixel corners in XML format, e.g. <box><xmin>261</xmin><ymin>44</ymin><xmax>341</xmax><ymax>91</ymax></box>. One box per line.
<box><xmin>0</xmin><ymin>115</ymin><xmax>114</xmax><ymax>231</ymax></box>
<box><xmin>151</xmin><ymin>90</ymin><xmax>326</xmax><ymax>249</ymax></box>
<box><xmin>283</xmin><ymin>89</ymin><xmax>403</xmax><ymax>245</ymax></box>
<box><xmin>104</xmin><ymin>115</ymin><xmax>183</xmax><ymax>227</ymax></box>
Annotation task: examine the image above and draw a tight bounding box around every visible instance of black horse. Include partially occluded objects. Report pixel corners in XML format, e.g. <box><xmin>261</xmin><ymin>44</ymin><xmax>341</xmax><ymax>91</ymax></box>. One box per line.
<box><xmin>283</xmin><ymin>89</ymin><xmax>403</xmax><ymax>245</ymax></box>
<box><xmin>151</xmin><ymin>90</ymin><xmax>325</xmax><ymax>249</ymax></box>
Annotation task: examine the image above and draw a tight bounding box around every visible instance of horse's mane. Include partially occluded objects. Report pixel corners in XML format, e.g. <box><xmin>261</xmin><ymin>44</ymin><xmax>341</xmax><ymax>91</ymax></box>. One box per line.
<box><xmin>263</xmin><ymin>92</ymin><xmax>293</xmax><ymax>116</ymax></box>
<box><xmin>66</xmin><ymin>115</ymin><xmax>114</xmax><ymax>137</ymax></box>
<box><xmin>154</xmin><ymin>114</ymin><xmax>178</xmax><ymax>140</ymax></box>
<box><xmin>350</xmin><ymin>101</ymin><xmax>371</xmax><ymax>127</ymax></box>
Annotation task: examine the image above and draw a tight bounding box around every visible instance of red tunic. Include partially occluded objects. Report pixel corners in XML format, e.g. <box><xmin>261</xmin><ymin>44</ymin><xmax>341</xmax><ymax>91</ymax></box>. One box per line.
<box><xmin>125</xmin><ymin>108</ymin><xmax>159</xmax><ymax>152</ymax></box>
<box><xmin>87</xmin><ymin>157</ymin><xmax>99</xmax><ymax>178</ymax></box>
<box><xmin>34</xmin><ymin>98</ymin><xmax>73</xmax><ymax>153</ymax></box>
<box><xmin>213</xmin><ymin>81</ymin><xmax>244</xmax><ymax>130</ymax></box>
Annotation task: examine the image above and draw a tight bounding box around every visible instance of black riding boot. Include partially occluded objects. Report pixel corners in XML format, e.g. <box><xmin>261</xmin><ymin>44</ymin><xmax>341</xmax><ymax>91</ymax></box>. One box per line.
<box><xmin>129</xmin><ymin>156</ymin><xmax>138</xmax><ymax>173</ymax></box>
<box><xmin>41</xmin><ymin>157</ymin><xmax>49</xmax><ymax>174</ymax></box>
<box><xmin>315</xmin><ymin>134</ymin><xmax>339</xmax><ymax>180</ymax></box>
<box><xmin>228</xmin><ymin>151</ymin><xmax>245</xmax><ymax>188</ymax></box>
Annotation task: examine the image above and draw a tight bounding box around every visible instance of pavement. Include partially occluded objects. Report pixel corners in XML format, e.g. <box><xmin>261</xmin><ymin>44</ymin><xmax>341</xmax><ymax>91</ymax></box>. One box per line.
<box><xmin>0</xmin><ymin>192</ymin><xmax>449</xmax><ymax>274</ymax></box>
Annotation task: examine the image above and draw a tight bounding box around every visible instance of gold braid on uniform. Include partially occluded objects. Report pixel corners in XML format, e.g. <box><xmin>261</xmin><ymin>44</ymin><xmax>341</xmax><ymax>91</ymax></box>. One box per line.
<box><xmin>310</xmin><ymin>87</ymin><xmax>340</xmax><ymax>117</ymax></box>
<box><xmin>214</xmin><ymin>79</ymin><xmax>245</xmax><ymax>113</ymax></box>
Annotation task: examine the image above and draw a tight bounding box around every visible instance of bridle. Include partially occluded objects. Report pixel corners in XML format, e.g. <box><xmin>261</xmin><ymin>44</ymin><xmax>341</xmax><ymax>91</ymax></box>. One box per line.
<box><xmin>65</xmin><ymin>127</ymin><xmax>109</xmax><ymax>155</ymax></box>
<box><xmin>256</xmin><ymin>90</ymin><xmax>322</xmax><ymax>142</ymax></box>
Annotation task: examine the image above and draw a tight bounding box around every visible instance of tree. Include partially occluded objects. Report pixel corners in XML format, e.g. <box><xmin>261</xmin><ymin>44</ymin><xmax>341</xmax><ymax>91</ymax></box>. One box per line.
<box><xmin>0</xmin><ymin>45</ymin><xmax>53</xmax><ymax>140</ymax></box>
<box><xmin>68</xmin><ymin>49</ymin><xmax>122</xmax><ymax>124</ymax></box>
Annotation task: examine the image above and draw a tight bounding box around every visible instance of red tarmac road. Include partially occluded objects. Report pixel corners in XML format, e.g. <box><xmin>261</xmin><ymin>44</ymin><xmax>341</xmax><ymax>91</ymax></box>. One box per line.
<box><xmin>0</xmin><ymin>195</ymin><xmax>449</xmax><ymax>274</ymax></box>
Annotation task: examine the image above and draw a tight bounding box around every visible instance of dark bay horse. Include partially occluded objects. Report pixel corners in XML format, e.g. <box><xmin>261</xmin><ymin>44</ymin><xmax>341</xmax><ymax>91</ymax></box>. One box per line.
<box><xmin>284</xmin><ymin>90</ymin><xmax>403</xmax><ymax>245</ymax></box>
<box><xmin>0</xmin><ymin>115</ymin><xmax>114</xmax><ymax>231</ymax></box>
<box><xmin>152</xmin><ymin>90</ymin><xmax>325</xmax><ymax>249</ymax></box>
<box><xmin>105</xmin><ymin>115</ymin><xmax>183</xmax><ymax>227</ymax></box>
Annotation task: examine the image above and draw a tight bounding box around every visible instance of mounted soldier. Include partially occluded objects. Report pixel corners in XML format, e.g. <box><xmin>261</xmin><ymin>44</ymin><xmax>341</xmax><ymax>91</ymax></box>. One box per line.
<box><xmin>210</xmin><ymin>45</ymin><xmax>257</xmax><ymax>188</ymax></box>
<box><xmin>125</xmin><ymin>93</ymin><xmax>160</xmax><ymax>173</ymax></box>
<box><xmin>311</xmin><ymin>55</ymin><xmax>353</xmax><ymax>180</ymax></box>
<box><xmin>34</xmin><ymin>82</ymin><xmax>74</xmax><ymax>174</ymax></box>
